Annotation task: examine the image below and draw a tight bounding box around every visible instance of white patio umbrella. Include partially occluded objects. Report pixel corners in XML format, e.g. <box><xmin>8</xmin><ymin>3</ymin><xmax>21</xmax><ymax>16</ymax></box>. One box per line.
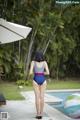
<box><xmin>0</xmin><ymin>18</ymin><xmax>32</xmax><ymax>44</ymax></box>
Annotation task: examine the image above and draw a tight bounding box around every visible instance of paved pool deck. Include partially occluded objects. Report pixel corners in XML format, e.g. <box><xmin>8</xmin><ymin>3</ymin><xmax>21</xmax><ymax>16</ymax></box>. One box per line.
<box><xmin>0</xmin><ymin>89</ymin><xmax>80</xmax><ymax>120</ymax></box>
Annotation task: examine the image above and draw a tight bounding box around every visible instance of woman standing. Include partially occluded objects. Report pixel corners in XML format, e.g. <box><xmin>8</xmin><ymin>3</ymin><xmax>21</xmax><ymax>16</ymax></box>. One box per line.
<box><xmin>29</xmin><ymin>51</ymin><xmax>49</xmax><ymax>119</ymax></box>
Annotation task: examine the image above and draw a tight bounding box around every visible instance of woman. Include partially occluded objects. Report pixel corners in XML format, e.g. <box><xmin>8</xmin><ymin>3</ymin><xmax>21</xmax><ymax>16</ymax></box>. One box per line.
<box><xmin>29</xmin><ymin>51</ymin><xmax>49</xmax><ymax>119</ymax></box>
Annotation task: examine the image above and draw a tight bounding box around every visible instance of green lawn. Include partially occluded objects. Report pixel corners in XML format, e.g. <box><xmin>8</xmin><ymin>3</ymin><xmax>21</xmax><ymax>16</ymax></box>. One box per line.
<box><xmin>0</xmin><ymin>79</ymin><xmax>80</xmax><ymax>100</ymax></box>
<box><xmin>0</xmin><ymin>82</ymin><xmax>25</xmax><ymax>100</ymax></box>
<box><xmin>47</xmin><ymin>80</ymin><xmax>80</xmax><ymax>89</ymax></box>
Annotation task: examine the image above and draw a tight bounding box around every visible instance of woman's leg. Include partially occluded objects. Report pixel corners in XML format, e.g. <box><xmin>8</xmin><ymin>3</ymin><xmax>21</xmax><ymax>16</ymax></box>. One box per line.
<box><xmin>33</xmin><ymin>81</ymin><xmax>41</xmax><ymax>116</ymax></box>
<box><xmin>39</xmin><ymin>81</ymin><xmax>47</xmax><ymax>116</ymax></box>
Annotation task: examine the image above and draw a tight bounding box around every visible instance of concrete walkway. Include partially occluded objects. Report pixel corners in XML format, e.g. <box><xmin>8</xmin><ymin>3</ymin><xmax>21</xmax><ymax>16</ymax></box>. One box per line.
<box><xmin>0</xmin><ymin>98</ymin><xmax>52</xmax><ymax>120</ymax></box>
<box><xmin>0</xmin><ymin>90</ymin><xmax>80</xmax><ymax>120</ymax></box>
<box><xmin>21</xmin><ymin>91</ymin><xmax>76</xmax><ymax>120</ymax></box>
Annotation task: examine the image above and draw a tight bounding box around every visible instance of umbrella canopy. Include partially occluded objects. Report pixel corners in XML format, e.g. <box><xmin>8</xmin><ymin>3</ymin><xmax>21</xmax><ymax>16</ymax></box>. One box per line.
<box><xmin>0</xmin><ymin>18</ymin><xmax>32</xmax><ymax>44</ymax></box>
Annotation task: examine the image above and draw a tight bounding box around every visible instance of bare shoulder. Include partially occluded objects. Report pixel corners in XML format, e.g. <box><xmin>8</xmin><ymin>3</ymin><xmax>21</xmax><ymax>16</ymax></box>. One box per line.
<box><xmin>31</xmin><ymin>61</ymin><xmax>34</xmax><ymax>63</ymax></box>
<box><xmin>44</xmin><ymin>61</ymin><xmax>48</xmax><ymax>66</ymax></box>
<box><xmin>31</xmin><ymin>61</ymin><xmax>35</xmax><ymax>65</ymax></box>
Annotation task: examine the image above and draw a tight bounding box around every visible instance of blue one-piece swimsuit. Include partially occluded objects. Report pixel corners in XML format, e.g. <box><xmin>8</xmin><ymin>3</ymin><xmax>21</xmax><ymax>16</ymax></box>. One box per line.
<box><xmin>33</xmin><ymin>62</ymin><xmax>45</xmax><ymax>85</ymax></box>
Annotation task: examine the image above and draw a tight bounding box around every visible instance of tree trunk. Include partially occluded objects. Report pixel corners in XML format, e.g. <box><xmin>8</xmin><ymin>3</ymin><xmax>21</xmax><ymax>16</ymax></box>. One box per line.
<box><xmin>24</xmin><ymin>29</ymin><xmax>38</xmax><ymax>80</ymax></box>
<box><xmin>43</xmin><ymin>26</ymin><xmax>57</xmax><ymax>55</ymax></box>
<box><xmin>19</xmin><ymin>41</ymin><xmax>21</xmax><ymax>62</ymax></box>
<box><xmin>56</xmin><ymin>55</ymin><xmax>59</xmax><ymax>81</ymax></box>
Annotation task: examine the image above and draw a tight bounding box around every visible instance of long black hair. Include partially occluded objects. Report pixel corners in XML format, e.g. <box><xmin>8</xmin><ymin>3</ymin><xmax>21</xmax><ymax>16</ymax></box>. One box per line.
<box><xmin>34</xmin><ymin>51</ymin><xmax>44</xmax><ymax>62</ymax></box>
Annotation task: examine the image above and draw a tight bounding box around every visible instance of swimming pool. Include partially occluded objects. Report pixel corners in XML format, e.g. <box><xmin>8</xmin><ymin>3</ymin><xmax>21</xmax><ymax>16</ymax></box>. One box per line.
<box><xmin>48</xmin><ymin>90</ymin><xmax>80</xmax><ymax>118</ymax></box>
<box><xmin>48</xmin><ymin>90</ymin><xmax>80</xmax><ymax>100</ymax></box>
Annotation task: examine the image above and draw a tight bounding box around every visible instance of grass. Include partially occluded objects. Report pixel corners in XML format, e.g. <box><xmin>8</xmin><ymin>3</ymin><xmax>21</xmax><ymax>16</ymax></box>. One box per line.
<box><xmin>0</xmin><ymin>79</ymin><xmax>80</xmax><ymax>100</ymax></box>
<box><xmin>0</xmin><ymin>82</ymin><xmax>25</xmax><ymax>100</ymax></box>
<box><xmin>47</xmin><ymin>79</ymin><xmax>80</xmax><ymax>89</ymax></box>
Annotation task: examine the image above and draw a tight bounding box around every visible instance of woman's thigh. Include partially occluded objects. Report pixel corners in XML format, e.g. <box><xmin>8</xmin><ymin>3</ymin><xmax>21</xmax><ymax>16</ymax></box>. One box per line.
<box><xmin>39</xmin><ymin>81</ymin><xmax>47</xmax><ymax>98</ymax></box>
<box><xmin>33</xmin><ymin>80</ymin><xmax>40</xmax><ymax>97</ymax></box>
<box><xmin>33</xmin><ymin>80</ymin><xmax>47</xmax><ymax>98</ymax></box>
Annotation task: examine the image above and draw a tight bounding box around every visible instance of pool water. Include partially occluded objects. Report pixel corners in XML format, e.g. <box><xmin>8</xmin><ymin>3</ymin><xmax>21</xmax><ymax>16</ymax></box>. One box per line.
<box><xmin>48</xmin><ymin>91</ymin><xmax>80</xmax><ymax>118</ymax></box>
<box><xmin>48</xmin><ymin>91</ymin><xmax>80</xmax><ymax>100</ymax></box>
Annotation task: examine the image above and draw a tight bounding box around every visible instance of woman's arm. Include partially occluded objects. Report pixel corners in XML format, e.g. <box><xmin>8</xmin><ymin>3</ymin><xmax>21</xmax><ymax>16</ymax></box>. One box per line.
<box><xmin>29</xmin><ymin>61</ymin><xmax>34</xmax><ymax>75</ymax></box>
<box><xmin>44</xmin><ymin>61</ymin><xmax>49</xmax><ymax>75</ymax></box>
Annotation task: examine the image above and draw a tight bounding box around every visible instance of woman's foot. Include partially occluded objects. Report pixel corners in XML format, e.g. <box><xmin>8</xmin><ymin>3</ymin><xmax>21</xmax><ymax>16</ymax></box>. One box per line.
<box><xmin>35</xmin><ymin>116</ymin><xmax>42</xmax><ymax>119</ymax></box>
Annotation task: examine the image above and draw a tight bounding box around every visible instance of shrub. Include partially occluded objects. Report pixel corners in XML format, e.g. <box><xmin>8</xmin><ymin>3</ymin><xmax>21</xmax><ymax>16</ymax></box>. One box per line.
<box><xmin>16</xmin><ymin>80</ymin><xmax>32</xmax><ymax>86</ymax></box>
<box><xmin>16</xmin><ymin>80</ymin><xmax>25</xmax><ymax>86</ymax></box>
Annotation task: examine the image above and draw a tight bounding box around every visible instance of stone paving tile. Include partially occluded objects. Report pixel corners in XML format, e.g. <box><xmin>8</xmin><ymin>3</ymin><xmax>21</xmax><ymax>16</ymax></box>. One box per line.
<box><xmin>0</xmin><ymin>101</ymin><xmax>50</xmax><ymax>120</ymax></box>
<box><xmin>0</xmin><ymin>101</ymin><xmax>35</xmax><ymax>120</ymax></box>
